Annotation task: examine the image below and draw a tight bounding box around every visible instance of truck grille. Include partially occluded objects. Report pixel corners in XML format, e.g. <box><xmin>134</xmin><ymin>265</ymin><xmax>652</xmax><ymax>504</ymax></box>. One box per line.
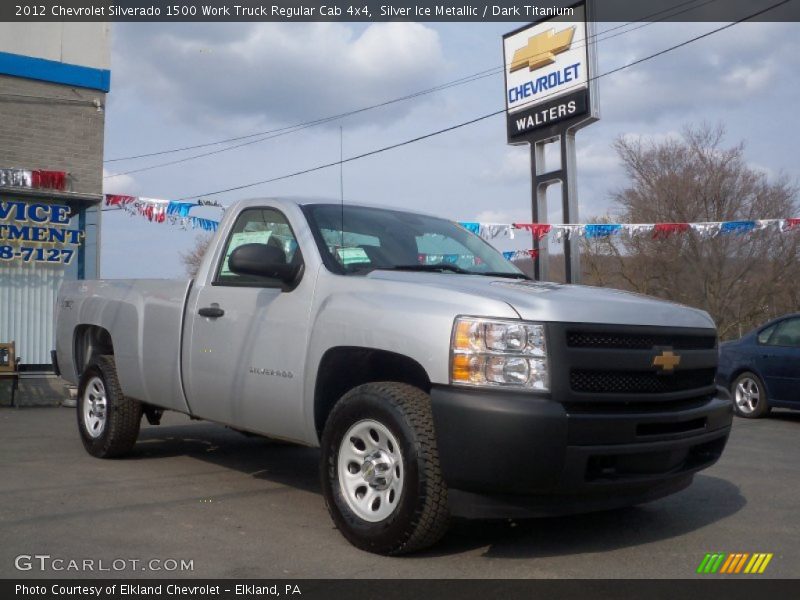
<box><xmin>566</xmin><ymin>331</ymin><xmax>717</xmax><ymax>350</ymax></box>
<box><xmin>570</xmin><ymin>368</ymin><xmax>717</xmax><ymax>394</ymax></box>
<box><xmin>547</xmin><ymin>323</ymin><xmax>719</xmax><ymax>408</ymax></box>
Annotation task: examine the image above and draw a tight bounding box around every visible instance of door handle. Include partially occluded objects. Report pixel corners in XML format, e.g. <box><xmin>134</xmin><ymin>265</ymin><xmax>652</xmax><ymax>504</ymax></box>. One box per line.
<box><xmin>198</xmin><ymin>306</ymin><xmax>225</xmax><ymax>318</ymax></box>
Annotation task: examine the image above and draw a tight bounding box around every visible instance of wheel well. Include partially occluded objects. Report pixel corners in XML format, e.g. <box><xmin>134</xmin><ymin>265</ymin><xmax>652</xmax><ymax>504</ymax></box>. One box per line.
<box><xmin>730</xmin><ymin>368</ymin><xmax>761</xmax><ymax>387</ymax></box>
<box><xmin>74</xmin><ymin>325</ymin><xmax>114</xmax><ymax>376</ymax></box>
<box><xmin>731</xmin><ymin>368</ymin><xmax>770</xmax><ymax>395</ymax></box>
<box><xmin>314</xmin><ymin>347</ymin><xmax>431</xmax><ymax>437</ymax></box>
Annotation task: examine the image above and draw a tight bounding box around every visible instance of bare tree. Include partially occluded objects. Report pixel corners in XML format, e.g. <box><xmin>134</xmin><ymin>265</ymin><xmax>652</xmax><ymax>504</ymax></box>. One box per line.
<box><xmin>180</xmin><ymin>233</ymin><xmax>213</xmax><ymax>278</ymax></box>
<box><xmin>582</xmin><ymin>124</ymin><xmax>799</xmax><ymax>340</ymax></box>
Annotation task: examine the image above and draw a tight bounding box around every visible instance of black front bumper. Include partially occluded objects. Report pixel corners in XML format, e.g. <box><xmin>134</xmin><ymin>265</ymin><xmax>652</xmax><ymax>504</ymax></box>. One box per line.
<box><xmin>430</xmin><ymin>385</ymin><xmax>732</xmax><ymax>518</ymax></box>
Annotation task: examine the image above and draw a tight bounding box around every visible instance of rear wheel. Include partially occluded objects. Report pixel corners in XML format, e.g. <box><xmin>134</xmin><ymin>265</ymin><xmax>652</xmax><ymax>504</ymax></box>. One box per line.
<box><xmin>320</xmin><ymin>382</ymin><xmax>449</xmax><ymax>555</ymax></box>
<box><xmin>77</xmin><ymin>355</ymin><xmax>142</xmax><ymax>457</ymax></box>
<box><xmin>732</xmin><ymin>372</ymin><xmax>770</xmax><ymax>418</ymax></box>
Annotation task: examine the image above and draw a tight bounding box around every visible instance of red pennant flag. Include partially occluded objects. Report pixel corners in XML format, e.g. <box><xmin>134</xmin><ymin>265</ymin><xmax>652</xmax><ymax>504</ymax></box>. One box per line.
<box><xmin>105</xmin><ymin>194</ymin><xmax>136</xmax><ymax>206</ymax></box>
<box><xmin>514</xmin><ymin>223</ymin><xmax>552</xmax><ymax>240</ymax></box>
<box><xmin>787</xmin><ymin>218</ymin><xmax>800</xmax><ymax>230</ymax></box>
<box><xmin>653</xmin><ymin>223</ymin><xmax>690</xmax><ymax>239</ymax></box>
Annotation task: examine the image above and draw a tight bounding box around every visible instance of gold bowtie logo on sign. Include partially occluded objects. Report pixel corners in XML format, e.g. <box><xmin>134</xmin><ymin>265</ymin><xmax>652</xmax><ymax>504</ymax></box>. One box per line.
<box><xmin>510</xmin><ymin>26</ymin><xmax>576</xmax><ymax>73</ymax></box>
<box><xmin>652</xmin><ymin>350</ymin><xmax>681</xmax><ymax>372</ymax></box>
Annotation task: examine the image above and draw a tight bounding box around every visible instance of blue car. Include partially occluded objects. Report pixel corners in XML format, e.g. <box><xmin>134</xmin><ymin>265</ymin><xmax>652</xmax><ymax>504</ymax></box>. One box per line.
<box><xmin>717</xmin><ymin>314</ymin><xmax>800</xmax><ymax>418</ymax></box>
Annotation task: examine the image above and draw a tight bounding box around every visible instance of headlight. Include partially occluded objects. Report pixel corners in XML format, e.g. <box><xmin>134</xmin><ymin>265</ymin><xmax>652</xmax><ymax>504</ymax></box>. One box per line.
<box><xmin>450</xmin><ymin>317</ymin><xmax>549</xmax><ymax>390</ymax></box>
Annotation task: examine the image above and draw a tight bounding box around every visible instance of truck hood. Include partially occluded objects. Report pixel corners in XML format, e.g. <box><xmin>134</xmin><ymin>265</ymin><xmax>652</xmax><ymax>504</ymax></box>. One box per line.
<box><xmin>366</xmin><ymin>271</ymin><xmax>715</xmax><ymax>329</ymax></box>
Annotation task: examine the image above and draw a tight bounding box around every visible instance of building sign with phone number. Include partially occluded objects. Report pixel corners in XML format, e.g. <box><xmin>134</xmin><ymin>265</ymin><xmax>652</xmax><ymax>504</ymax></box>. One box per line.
<box><xmin>0</xmin><ymin>200</ymin><xmax>83</xmax><ymax>266</ymax></box>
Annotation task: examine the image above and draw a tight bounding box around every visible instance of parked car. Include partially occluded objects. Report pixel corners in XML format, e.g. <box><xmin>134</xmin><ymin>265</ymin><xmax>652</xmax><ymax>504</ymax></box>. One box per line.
<box><xmin>54</xmin><ymin>198</ymin><xmax>732</xmax><ymax>555</ymax></box>
<box><xmin>717</xmin><ymin>314</ymin><xmax>800</xmax><ymax>418</ymax></box>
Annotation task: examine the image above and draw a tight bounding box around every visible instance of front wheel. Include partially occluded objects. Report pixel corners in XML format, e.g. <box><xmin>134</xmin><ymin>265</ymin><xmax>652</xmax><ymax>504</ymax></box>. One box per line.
<box><xmin>77</xmin><ymin>355</ymin><xmax>142</xmax><ymax>457</ymax></box>
<box><xmin>732</xmin><ymin>372</ymin><xmax>770</xmax><ymax>418</ymax></box>
<box><xmin>320</xmin><ymin>382</ymin><xmax>450</xmax><ymax>555</ymax></box>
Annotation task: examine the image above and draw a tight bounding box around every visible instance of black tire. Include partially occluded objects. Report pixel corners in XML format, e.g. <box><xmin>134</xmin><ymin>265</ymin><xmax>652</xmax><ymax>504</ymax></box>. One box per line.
<box><xmin>77</xmin><ymin>355</ymin><xmax>142</xmax><ymax>458</ymax></box>
<box><xmin>731</xmin><ymin>371</ymin><xmax>770</xmax><ymax>419</ymax></box>
<box><xmin>320</xmin><ymin>382</ymin><xmax>450</xmax><ymax>555</ymax></box>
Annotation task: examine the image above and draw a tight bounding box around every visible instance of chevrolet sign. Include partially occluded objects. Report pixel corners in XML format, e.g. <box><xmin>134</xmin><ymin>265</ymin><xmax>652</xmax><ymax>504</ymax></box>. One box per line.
<box><xmin>503</xmin><ymin>1</ymin><xmax>596</xmax><ymax>141</ymax></box>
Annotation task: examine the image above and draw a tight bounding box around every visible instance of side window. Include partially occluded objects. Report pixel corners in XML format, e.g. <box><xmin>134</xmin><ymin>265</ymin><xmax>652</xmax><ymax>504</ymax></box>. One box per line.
<box><xmin>757</xmin><ymin>324</ymin><xmax>777</xmax><ymax>345</ymax></box>
<box><xmin>766</xmin><ymin>318</ymin><xmax>800</xmax><ymax>348</ymax></box>
<box><xmin>214</xmin><ymin>208</ymin><xmax>300</xmax><ymax>286</ymax></box>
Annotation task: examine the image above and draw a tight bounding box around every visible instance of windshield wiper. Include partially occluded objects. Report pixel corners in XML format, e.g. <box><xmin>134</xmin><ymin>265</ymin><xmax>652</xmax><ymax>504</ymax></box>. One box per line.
<box><xmin>377</xmin><ymin>264</ymin><xmax>472</xmax><ymax>274</ymax></box>
<box><xmin>479</xmin><ymin>271</ymin><xmax>530</xmax><ymax>280</ymax></box>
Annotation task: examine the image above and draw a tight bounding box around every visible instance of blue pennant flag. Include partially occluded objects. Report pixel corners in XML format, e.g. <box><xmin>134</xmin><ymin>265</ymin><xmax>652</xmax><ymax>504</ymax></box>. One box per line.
<box><xmin>502</xmin><ymin>251</ymin><xmax>515</xmax><ymax>261</ymax></box>
<box><xmin>459</xmin><ymin>222</ymin><xmax>480</xmax><ymax>234</ymax></box>
<box><xmin>167</xmin><ymin>201</ymin><xmax>196</xmax><ymax>217</ymax></box>
<box><xmin>190</xmin><ymin>217</ymin><xmax>219</xmax><ymax>232</ymax></box>
<box><xmin>720</xmin><ymin>221</ymin><xmax>757</xmax><ymax>235</ymax></box>
<box><xmin>584</xmin><ymin>224</ymin><xmax>622</xmax><ymax>239</ymax></box>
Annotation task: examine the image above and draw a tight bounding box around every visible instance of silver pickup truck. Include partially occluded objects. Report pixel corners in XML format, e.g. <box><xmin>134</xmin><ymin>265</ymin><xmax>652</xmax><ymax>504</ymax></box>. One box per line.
<box><xmin>54</xmin><ymin>197</ymin><xmax>732</xmax><ymax>554</ymax></box>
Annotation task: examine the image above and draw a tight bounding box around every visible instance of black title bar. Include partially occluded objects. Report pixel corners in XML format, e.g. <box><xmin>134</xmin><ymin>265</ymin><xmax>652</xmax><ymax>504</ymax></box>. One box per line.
<box><xmin>2</xmin><ymin>0</ymin><xmax>800</xmax><ymax>22</ymax></box>
<box><xmin>5</xmin><ymin>579</ymin><xmax>800</xmax><ymax>600</ymax></box>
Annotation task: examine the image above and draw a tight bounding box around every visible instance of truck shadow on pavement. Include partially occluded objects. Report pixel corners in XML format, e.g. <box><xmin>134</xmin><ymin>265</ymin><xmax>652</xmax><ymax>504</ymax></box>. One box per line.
<box><xmin>135</xmin><ymin>421</ymin><xmax>322</xmax><ymax>494</ymax></box>
<box><xmin>136</xmin><ymin>421</ymin><xmax>746</xmax><ymax>559</ymax></box>
<box><xmin>427</xmin><ymin>474</ymin><xmax>744</xmax><ymax>558</ymax></box>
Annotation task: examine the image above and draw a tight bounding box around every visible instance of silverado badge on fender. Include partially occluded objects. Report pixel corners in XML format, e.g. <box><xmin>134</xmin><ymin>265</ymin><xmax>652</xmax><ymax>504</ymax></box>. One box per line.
<box><xmin>250</xmin><ymin>367</ymin><xmax>294</xmax><ymax>379</ymax></box>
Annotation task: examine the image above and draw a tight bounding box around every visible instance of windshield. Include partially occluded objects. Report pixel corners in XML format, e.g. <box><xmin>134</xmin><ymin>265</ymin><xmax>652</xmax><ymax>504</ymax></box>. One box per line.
<box><xmin>303</xmin><ymin>204</ymin><xmax>525</xmax><ymax>277</ymax></box>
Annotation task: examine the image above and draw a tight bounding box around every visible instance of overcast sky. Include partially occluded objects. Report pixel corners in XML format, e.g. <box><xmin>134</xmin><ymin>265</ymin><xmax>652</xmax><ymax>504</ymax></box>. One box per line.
<box><xmin>100</xmin><ymin>19</ymin><xmax>800</xmax><ymax>278</ymax></box>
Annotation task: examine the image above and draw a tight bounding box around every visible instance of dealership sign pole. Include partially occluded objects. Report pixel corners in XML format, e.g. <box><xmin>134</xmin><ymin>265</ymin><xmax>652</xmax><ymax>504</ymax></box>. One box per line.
<box><xmin>503</xmin><ymin>0</ymin><xmax>599</xmax><ymax>283</ymax></box>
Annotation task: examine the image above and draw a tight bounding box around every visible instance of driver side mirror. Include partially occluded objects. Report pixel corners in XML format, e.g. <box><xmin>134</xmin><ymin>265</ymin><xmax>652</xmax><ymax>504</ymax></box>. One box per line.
<box><xmin>228</xmin><ymin>243</ymin><xmax>300</xmax><ymax>284</ymax></box>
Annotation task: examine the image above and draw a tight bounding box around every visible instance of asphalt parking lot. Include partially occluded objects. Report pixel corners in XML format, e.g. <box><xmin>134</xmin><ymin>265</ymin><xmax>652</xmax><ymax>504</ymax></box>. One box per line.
<box><xmin>1</xmin><ymin>406</ymin><xmax>797</xmax><ymax>579</ymax></box>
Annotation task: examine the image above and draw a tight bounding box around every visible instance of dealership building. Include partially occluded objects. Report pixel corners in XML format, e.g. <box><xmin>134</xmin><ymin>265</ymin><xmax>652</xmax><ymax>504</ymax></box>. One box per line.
<box><xmin>0</xmin><ymin>23</ymin><xmax>109</xmax><ymax>403</ymax></box>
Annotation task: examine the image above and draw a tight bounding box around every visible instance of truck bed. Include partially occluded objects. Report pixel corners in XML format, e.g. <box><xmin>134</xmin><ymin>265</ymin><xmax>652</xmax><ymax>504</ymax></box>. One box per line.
<box><xmin>56</xmin><ymin>279</ymin><xmax>193</xmax><ymax>413</ymax></box>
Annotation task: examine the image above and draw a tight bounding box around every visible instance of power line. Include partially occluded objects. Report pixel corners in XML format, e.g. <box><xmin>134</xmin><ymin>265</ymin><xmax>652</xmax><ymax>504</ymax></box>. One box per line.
<box><xmin>102</xmin><ymin>65</ymin><xmax>498</xmax><ymax>164</ymax></box>
<box><xmin>103</xmin><ymin>0</ymin><xmax>712</xmax><ymax>167</ymax></box>
<box><xmin>167</xmin><ymin>0</ymin><xmax>790</xmax><ymax>202</ymax></box>
<box><xmin>102</xmin><ymin>0</ymin><xmax>718</xmax><ymax>174</ymax></box>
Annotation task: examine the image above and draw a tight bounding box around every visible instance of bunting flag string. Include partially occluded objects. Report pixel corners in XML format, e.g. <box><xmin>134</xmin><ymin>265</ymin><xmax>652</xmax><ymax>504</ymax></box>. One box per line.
<box><xmin>100</xmin><ymin>193</ymin><xmax>798</xmax><ymax>248</ymax></box>
<box><xmin>460</xmin><ymin>218</ymin><xmax>800</xmax><ymax>244</ymax></box>
<box><xmin>105</xmin><ymin>194</ymin><xmax>221</xmax><ymax>232</ymax></box>
<box><xmin>457</xmin><ymin>217</ymin><xmax>800</xmax><ymax>264</ymax></box>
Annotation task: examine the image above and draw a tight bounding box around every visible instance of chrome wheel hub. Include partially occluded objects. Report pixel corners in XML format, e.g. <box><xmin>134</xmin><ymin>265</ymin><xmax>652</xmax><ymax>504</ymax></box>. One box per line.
<box><xmin>735</xmin><ymin>377</ymin><xmax>760</xmax><ymax>414</ymax></box>
<box><xmin>83</xmin><ymin>376</ymin><xmax>108</xmax><ymax>439</ymax></box>
<box><xmin>360</xmin><ymin>449</ymin><xmax>395</xmax><ymax>491</ymax></box>
<box><xmin>337</xmin><ymin>419</ymin><xmax>404</xmax><ymax>522</ymax></box>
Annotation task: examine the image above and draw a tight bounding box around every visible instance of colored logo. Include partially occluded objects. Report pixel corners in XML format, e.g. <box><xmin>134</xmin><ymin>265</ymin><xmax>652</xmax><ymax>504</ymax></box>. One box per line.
<box><xmin>652</xmin><ymin>349</ymin><xmax>681</xmax><ymax>372</ymax></box>
<box><xmin>697</xmin><ymin>553</ymin><xmax>773</xmax><ymax>574</ymax></box>
<box><xmin>510</xmin><ymin>26</ymin><xmax>576</xmax><ymax>73</ymax></box>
